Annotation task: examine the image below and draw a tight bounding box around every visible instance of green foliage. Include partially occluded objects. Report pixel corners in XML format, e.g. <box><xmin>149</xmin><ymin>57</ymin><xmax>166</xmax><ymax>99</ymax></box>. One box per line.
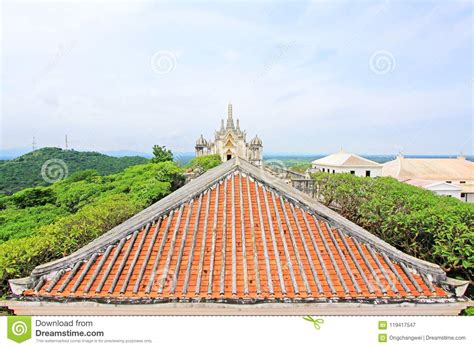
<box><xmin>0</xmin><ymin>195</ymin><xmax>7</xmax><ymax>210</ymax></box>
<box><xmin>0</xmin><ymin>147</ymin><xmax>148</xmax><ymax>195</ymax></box>
<box><xmin>0</xmin><ymin>205</ymin><xmax>66</xmax><ymax>242</ymax></box>
<box><xmin>0</xmin><ymin>195</ymin><xmax>141</xmax><ymax>296</ymax></box>
<box><xmin>0</xmin><ymin>161</ymin><xmax>185</xmax><ymax>296</ymax></box>
<box><xmin>10</xmin><ymin>187</ymin><xmax>56</xmax><ymax>209</ymax></box>
<box><xmin>55</xmin><ymin>181</ymin><xmax>106</xmax><ymax>213</ymax></box>
<box><xmin>65</xmin><ymin>169</ymin><xmax>100</xmax><ymax>183</ymax></box>
<box><xmin>152</xmin><ymin>145</ymin><xmax>173</xmax><ymax>163</ymax></box>
<box><xmin>186</xmin><ymin>154</ymin><xmax>222</xmax><ymax>172</ymax></box>
<box><xmin>311</xmin><ymin>172</ymin><xmax>474</xmax><ymax>281</ymax></box>
<box><xmin>289</xmin><ymin>162</ymin><xmax>312</xmax><ymax>173</ymax></box>
<box><xmin>462</xmin><ymin>307</ymin><xmax>474</xmax><ymax>316</ymax></box>
<box><xmin>264</xmin><ymin>157</ymin><xmax>313</xmax><ymax>168</ymax></box>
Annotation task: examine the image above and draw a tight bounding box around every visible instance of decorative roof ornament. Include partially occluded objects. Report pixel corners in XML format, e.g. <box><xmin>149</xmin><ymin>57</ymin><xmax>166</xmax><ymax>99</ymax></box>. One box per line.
<box><xmin>195</xmin><ymin>134</ymin><xmax>207</xmax><ymax>147</ymax></box>
<box><xmin>226</xmin><ymin>102</ymin><xmax>235</xmax><ymax>129</ymax></box>
<box><xmin>250</xmin><ymin>134</ymin><xmax>262</xmax><ymax>146</ymax></box>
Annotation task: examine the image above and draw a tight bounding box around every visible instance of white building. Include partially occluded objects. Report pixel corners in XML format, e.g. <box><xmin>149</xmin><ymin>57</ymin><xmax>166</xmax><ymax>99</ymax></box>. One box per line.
<box><xmin>311</xmin><ymin>149</ymin><xmax>382</xmax><ymax>177</ymax></box>
<box><xmin>382</xmin><ymin>155</ymin><xmax>474</xmax><ymax>202</ymax></box>
<box><xmin>195</xmin><ymin>103</ymin><xmax>263</xmax><ymax>166</ymax></box>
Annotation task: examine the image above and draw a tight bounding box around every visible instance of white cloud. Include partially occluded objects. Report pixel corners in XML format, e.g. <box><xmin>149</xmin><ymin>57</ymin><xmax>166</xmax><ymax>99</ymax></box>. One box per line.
<box><xmin>1</xmin><ymin>0</ymin><xmax>472</xmax><ymax>156</ymax></box>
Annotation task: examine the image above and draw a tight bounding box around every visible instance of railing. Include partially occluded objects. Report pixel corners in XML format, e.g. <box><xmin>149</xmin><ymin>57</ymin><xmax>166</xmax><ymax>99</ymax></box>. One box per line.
<box><xmin>263</xmin><ymin>164</ymin><xmax>307</xmax><ymax>179</ymax></box>
<box><xmin>289</xmin><ymin>179</ymin><xmax>317</xmax><ymax>198</ymax></box>
<box><xmin>264</xmin><ymin>164</ymin><xmax>317</xmax><ymax>198</ymax></box>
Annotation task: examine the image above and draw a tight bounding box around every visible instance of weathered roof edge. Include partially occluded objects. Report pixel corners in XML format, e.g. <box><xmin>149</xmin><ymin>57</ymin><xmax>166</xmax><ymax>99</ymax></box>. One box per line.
<box><xmin>31</xmin><ymin>158</ymin><xmax>240</xmax><ymax>277</ymax></box>
<box><xmin>28</xmin><ymin>157</ymin><xmax>445</xmax><ymax>281</ymax></box>
<box><xmin>312</xmin><ymin>152</ymin><xmax>382</xmax><ymax>167</ymax></box>
<box><xmin>3</xmin><ymin>299</ymin><xmax>473</xmax><ymax>315</ymax></box>
<box><xmin>242</xmin><ymin>159</ymin><xmax>445</xmax><ymax>278</ymax></box>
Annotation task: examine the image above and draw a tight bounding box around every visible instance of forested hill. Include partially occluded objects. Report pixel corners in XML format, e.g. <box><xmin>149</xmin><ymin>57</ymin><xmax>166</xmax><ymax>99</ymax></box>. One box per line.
<box><xmin>0</xmin><ymin>147</ymin><xmax>148</xmax><ymax>194</ymax></box>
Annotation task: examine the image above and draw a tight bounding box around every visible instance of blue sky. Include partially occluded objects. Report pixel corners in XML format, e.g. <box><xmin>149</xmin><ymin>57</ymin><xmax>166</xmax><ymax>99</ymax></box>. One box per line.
<box><xmin>1</xmin><ymin>0</ymin><xmax>472</xmax><ymax>155</ymax></box>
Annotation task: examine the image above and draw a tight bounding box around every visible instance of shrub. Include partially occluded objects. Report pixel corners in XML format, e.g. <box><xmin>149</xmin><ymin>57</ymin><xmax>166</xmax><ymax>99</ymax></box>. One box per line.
<box><xmin>65</xmin><ymin>169</ymin><xmax>100</xmax><ymax>183</ymax></box>
<box><xmin>152</xmin><ymin>145</ymin><xmax>173</xmax><ymax>163</ymax></box>
<box><xmin>186</xmin><ymin>154</ymin><xmax>222</xmax><ymax>172</ymax></box>
<box><xmin>0</xmin><ymin>160</ymin><xmax>185</xmax><ymax>296</ymax></box>
<box><xmin>0</xmin><ymin>205</ymin><xmax>66</xmax><ymax>242</ymax></box>
<box><xmin>0</xmin><ymin>194</ymin><xmax>140</xmax><ymax>297</ymax></box>
<box><xmin>311</xmin><ymin>172</ymin><xmax>474</xmax><ymax>281</ymax></box>
<box><xmin>10</xmin><ymin>187</ymin><xmax>56</xmax><ymax>209</ymax></box>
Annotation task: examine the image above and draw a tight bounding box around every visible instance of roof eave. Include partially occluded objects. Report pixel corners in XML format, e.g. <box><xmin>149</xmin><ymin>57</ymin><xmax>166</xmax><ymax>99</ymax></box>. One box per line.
<box><xmin>28</xmin><ymin>156</ymin><xmax>447</xmax><ymax>287</ymax></box>
<box><xmin>238</xmin><ymin>159</ymin><xmax>446</xmax><ymax>279</ymax></box>
<box><xmin>31</xmin><ymin>158</ymin><xmax>240</xmax><ymax>278</ymax></box>
<box><xmin>2</xmin><ymin>299</ymin><xmax>472</xmax><ymax>316</ymax></box>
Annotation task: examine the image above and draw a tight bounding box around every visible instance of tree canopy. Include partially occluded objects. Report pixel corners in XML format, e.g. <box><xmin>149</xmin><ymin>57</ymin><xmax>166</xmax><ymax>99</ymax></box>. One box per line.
<box><xmin>311</xmin><ymin>172</ymin><xmax>474</xmax><ymax>282</ymax></box>
<box><xmin>0</xmin><ymin>161</ymin><xmax>184</xmax><ymax>296</ymax></box>
<box><xmin>152</xmin><ymin>145</ymin><xmax>173</xmax><ymax>163</ymax></box>
<box><xmin>0</xmin><ymin>147</ymin><xmax>148</xmax><ymax>195</ymax></box>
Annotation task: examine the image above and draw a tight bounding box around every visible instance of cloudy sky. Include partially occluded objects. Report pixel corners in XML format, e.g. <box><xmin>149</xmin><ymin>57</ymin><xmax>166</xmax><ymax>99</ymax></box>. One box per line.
<box><xmin>1</xmin><ymin>0</ymin><xmax>472</xmax><ymax>155</ymax></box>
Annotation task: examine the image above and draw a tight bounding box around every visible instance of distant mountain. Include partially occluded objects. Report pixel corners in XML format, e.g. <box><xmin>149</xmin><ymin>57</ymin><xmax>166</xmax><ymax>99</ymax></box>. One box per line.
<box><xmin>0</xmin><ymin>147</ymin><xmax>149</xmax><ymax>195</ymax></box>
<box><xmin>102</xmin><ymin>150</ymin><xmax>153</xmax><ymax>158</ymax></box>
<box><xmin>0</xmin><ymin>147</ymin><xmax>30</xmax><ymax>160</ymax></box>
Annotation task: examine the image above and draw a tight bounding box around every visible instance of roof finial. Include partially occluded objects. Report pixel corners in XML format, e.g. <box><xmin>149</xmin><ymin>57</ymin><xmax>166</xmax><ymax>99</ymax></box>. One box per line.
<box><xmin>226</xmin><ymin>102</ymin><xmax>234</xmax><ymax>129</ymax></box>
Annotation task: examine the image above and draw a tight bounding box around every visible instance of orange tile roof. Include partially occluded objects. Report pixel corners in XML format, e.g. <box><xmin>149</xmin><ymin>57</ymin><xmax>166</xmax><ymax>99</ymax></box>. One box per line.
<box><xmin>16</xmin><ymin>159</ymin><xmax>452</xmax><ymax>303</ymax></box>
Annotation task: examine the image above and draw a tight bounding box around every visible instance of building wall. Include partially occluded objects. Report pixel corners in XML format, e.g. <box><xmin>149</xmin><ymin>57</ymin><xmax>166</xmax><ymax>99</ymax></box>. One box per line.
<box><xmin>195</xmin><ymin>104</ymin><xmax>263</xmax><ymax>167</ymax></box>
<box><xmin>427</xmin><ymin>187</ymin><xmax>462</xmax><ymax>200</ymax></box>
<box><xmin>213</xmin><ymin>133</ymin><xmax>247</xmax><ymax>161</ymax></box>
<box><xmin>461</xmin><ymin>193</ymin><xmax>474</xmax><ymax>203</ymax></box>
<box><xmin>312</xmin><ymin>164</ymin><xmax>382</xmax><ymax>177</ymax></box>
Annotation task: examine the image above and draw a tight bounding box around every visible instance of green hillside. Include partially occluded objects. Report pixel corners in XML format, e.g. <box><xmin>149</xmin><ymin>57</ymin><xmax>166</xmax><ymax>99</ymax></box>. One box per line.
<box><xmin>0</xmin><ymin>153</ymin><xmax>222</xmax><ymax>296</ymax></box>
<box><xmin>0</xmin><ymin>147</ymin><xmax>148</xmax><ymax>195</ymax></box>
<box><xmin>0</xmin><ymin>160</ymin><xmax>187</xmax><ymax>296</ymax></box>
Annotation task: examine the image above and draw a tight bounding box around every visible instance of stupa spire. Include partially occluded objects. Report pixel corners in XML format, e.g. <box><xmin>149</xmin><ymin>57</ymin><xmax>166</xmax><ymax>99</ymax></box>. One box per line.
<box><xmin>226</xmin><ymin>102</ymin><xmax>234</xmax><ymax>129</ymax></box>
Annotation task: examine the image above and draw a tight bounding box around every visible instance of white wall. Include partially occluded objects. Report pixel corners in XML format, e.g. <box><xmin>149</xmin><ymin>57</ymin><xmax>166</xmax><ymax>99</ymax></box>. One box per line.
<box><xmin>427</xmin><ymin>187</ymin><xmax>462</xmax><ymax>200</ymax></box>
<box><xmin>312</xmin><ymin>165</ymin><xmax>382</xmax><ymax>177</ymax></box>
<box><xmin>461</xmin><ymin>193</ymin><xmax>474</xmax><ymax>203</ymax></box>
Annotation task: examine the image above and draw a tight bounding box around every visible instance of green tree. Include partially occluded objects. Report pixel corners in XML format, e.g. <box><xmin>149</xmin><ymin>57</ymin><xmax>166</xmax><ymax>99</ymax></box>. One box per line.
<box><xmin>0</xmin><ymin>159</ymin><xmax>188</xmax><ymax>296</ymax></box>
<box><xmin>0</xmin><ymin>148</ymin><xmax>148</xmax><ymax>195</ymax></box>
<box><xmin>311</xmin><ymin>172</ymin><xmax>474</xmax><ymax>281</ymax></box>
<box><xmin>186</xmin><ymin>154</ymin><xmax>222</xmax><ymax>173</ymax></box>
<box><xmin>10</xmin><ymin>187</ymin><xmax>56</xmax><ymax>209</ymax></box>
<box><xmin>152</xmin><ymin>145</ymin><xmax>173</xmax><ymax>163</ymax></box>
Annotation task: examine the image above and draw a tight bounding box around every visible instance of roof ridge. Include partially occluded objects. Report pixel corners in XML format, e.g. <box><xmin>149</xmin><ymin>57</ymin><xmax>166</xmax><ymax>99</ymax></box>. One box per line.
<box><xmin>236</xmin><ymin>159</ymin><xmax>445</xmax><ymax>278</ymax></box>
<box><xmin>345</xmin><ymin>153</ymin><xmax>380</xmax><ymax>166</ymax></box>
<box><xmin>32</xmin><ymin>158</ymin><xmax>241</xmax><ymax>277</ymax></box>
<box><xmin>31</xmin><ymin>156</ymin><xmax>445</xmax><ymax>281</ymax></box>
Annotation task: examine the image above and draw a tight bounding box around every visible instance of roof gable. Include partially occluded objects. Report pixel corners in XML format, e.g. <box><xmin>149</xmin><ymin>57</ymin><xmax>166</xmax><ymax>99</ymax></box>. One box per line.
<box><xmin>383</xmin><ymin>157</ymin><xmax>474</xmax><ymax>181</ymax></box>
<box><xmin>312</xmin><ymin>151</ymin><xmax>381</xmax><ymax>167</ymax></box>
<box><xmin>15</xmin><ymin>158</ymin><xmax>452</xmax><ymax>303</ymax></box>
